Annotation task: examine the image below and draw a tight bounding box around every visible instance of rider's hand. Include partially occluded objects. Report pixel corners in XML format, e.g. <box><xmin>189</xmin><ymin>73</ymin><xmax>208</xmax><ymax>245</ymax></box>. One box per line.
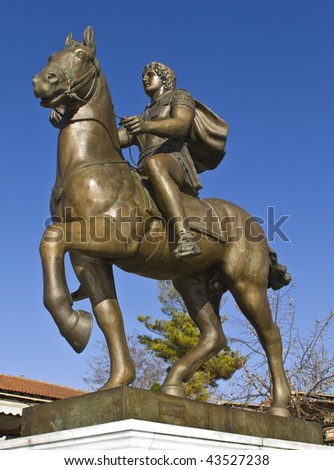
<box><xmin>120</xmin><ymin>116</ymin><xmax>150</xmax><ymax>134</ymax></box>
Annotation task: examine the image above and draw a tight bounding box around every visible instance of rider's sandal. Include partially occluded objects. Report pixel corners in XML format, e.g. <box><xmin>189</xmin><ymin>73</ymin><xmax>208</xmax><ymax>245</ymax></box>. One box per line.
<box><xmin>174</xmin><ymin>230</ymin><xmax>202</xmax><ymax>259</ymax></box>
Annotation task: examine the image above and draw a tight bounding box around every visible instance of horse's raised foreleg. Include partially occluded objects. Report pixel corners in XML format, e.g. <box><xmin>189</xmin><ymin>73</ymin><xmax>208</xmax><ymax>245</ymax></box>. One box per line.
<box><xmin>230</xmin><ymin>280</ymin><xmax>291</xmax><ymax>417</ymax></box>
<box><xmin>40</xmin><ymin>224</ymin><xmax>93</xmax><ymax>353</ymax></box>
<box><xmin>40</xmin><ymin>220</ymin><xmax>135</xmax><ymax>386</ymax></box>
<box><xmin>161</xmin><ymin>274</ymin><xmax>227</xmax><ymax>397</ymax></box>
<box><xmin>70</xmin><ymin>252</ymin><xmax>135</xmax><ymax>388</ymax></box>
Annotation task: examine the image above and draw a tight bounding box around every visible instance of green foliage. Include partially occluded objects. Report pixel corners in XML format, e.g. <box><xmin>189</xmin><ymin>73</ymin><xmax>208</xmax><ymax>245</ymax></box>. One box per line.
<box><xmin>137</xmin><ymin>281</ymin><xmax>245</xmax><ymax>401</ymax></box>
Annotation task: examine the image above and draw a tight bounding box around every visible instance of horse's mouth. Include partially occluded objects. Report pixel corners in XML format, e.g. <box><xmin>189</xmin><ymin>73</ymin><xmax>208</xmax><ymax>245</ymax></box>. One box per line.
<box><xmin>39</xmin><ymin>91</ymin><xmax>65</xmax><ymax>108</ymax></box>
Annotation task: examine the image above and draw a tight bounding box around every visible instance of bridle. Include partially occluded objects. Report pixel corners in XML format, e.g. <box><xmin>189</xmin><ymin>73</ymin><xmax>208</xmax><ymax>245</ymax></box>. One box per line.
<box><xmin>65</xmin><ymin>61</ymin><xmax>100</xmax><ymax>101</ymax></box>
<box><xmin>49</xmin><ymin>51</ymin><xmax>137</xmax><ymax>167</ymax></box>
<box><xmin>50</xmin><ymin>57</ymin><xmax>100</xmax><ymax>104</ymax></box>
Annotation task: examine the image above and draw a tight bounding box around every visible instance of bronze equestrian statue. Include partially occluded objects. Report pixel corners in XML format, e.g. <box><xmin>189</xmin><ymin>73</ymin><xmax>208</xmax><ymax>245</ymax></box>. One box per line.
<box><xmin>33</xmin><ymin>26</ymin><xmax>292</xmax><ymax>417</ymax></box>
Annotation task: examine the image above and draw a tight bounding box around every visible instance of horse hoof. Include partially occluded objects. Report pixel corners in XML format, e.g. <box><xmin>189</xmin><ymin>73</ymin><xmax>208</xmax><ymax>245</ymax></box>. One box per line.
<box><xmin>99</xmin><ymin>373</ymin><xmax>136</xmax><ymax>391</ymax></box>
<box><xmin>268</xmin><ymin>406</ymin><xmax>290</xmax><ymax>418</ymax></box>
<box><xmin>63</xmin><ymin>310</ymin><xmax>93</xmax><ymax>353</ymax></box>
<box><xmin>161</xmin><ymin>384</ymin><xmax>186</xmax><ymax>398</ymax></box>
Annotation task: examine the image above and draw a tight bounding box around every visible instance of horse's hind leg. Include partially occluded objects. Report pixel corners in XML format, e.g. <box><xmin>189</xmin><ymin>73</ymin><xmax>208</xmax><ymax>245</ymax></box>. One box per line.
<box><xmin>70</xmin><ymin>253</ymin><xmax>135</xmax><ymax>389</ymax></box>
<box><xmin>161</xmin><ymin>273</ymin><xmax>227</xmax><ymax>397</ymax></box>
<box><xmin>230</xmin><ymin>280</ymin><xmax>291</xmax><ymax>417</ymax></box>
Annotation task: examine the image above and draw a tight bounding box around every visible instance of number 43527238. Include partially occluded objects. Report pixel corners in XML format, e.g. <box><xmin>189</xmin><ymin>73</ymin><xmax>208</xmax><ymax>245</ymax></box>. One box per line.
<box><xmin>205</xmin><ymin>454</ymin><xmax>270</xmax><ymax>466</ymax></box>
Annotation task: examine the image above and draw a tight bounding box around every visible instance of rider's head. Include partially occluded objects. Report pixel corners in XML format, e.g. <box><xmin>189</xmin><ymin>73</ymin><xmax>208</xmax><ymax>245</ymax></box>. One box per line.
<box><xmin>143</xmin><ymin>62</ymin><xmax>176</xmax><ymax>92</ymax></box>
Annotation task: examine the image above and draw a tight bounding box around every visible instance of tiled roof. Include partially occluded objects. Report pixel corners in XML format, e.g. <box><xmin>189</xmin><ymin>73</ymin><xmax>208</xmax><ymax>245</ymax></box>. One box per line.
<box><xmin>0</xmin><ymin>374</ymin><xmax>85</xmax><ymax>400</ymax></box>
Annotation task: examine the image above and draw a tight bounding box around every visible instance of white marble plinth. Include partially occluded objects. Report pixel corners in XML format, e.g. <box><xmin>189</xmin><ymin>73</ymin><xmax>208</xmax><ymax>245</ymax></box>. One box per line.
<box><xmin>0</xmin><ymin>419</ymin><xmax>331</xmax><ymax>450</ymax></box>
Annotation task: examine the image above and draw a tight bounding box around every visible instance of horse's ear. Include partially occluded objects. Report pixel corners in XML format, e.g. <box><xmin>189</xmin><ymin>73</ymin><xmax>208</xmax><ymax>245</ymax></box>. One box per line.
<box><xmin>83</xmin><ymin>26</ymin><xmax>96</xmax><ymax>56</ymax></box>
<box><xmin>65</xmin><ymin>32</ymin><xmax>75</xmax><ymax>48</ymax></box>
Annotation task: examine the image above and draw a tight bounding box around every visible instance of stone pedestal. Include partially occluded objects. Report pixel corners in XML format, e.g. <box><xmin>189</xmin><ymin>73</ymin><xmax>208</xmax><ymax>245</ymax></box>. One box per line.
<box><xmin>0</xmin><ymin>418</ymin><xmax>329</xmax><ymax>450</ymax></box>
<box><xmin>18</xmin><ymin>386</ymin><xmax>323</xmax><ymax>446</ymax></box>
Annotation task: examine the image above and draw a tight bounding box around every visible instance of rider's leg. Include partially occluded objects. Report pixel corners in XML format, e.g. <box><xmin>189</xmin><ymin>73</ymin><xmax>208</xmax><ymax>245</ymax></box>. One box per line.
<box><xmin>143</xmin><ymin>153</ymin><xmax>201</xmax><ymax>257</ymax></box>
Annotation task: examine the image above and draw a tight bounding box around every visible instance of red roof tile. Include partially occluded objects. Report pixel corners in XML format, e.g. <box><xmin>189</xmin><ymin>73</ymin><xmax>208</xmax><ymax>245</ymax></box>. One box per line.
<box><xmin>0</xmin><ymin>374</ymin><xmax>85</xmax><ymax>400</ymax></box>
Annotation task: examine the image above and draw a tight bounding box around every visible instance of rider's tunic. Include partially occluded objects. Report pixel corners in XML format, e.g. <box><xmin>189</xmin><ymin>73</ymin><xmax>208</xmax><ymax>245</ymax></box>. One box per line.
<box><xmin>136</xmin><ymin>89</ymin><xmax>202</xmax><ymax>195</ymax></box>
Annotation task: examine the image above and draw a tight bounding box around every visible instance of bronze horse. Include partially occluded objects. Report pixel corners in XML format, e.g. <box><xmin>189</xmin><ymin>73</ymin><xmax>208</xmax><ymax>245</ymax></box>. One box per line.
<box><xmin>33</xmin><ymin>27</ymin><xmax>292</xmax><ymax>416</ymax></box>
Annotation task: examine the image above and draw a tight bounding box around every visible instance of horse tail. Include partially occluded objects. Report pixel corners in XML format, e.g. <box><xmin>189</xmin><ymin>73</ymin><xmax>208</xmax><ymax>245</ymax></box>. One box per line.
<box><xmin>267</xmin><ymin>247</ymin><xmax>292</xmax><ymax>290</ymax></box>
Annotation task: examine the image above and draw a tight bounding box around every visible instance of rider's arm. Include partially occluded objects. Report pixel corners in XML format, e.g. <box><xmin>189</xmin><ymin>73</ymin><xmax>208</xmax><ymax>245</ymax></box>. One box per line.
<box><xmin>149</xmin><ymin>106</ymin><xmax>194</xmax><ymax>138</ymax></box>
<box><xmin>120</xmin><ymin>106</ymin><xmax>193</xmax><ymax>139</ymax></box>
<box><xmin>121</xmin><ymin>106</ymin><xmax>193</xmax><ymax>139</ymax></box>
<box><xmin>120</xmin><ymin>89</ymin><xmax>195</xmax><ymax>139</ymax></box>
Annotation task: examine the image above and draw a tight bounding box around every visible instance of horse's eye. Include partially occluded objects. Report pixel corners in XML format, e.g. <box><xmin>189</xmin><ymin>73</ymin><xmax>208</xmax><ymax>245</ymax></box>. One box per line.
<box><xmin>77</xmin><ymin>51</ymin><xmax>87</xmax><ymax>60</ymax></box>
<box><xmin>47</xmin><ymin>56</ymin><xmax>53</xmax><ymax>64</ymax></box>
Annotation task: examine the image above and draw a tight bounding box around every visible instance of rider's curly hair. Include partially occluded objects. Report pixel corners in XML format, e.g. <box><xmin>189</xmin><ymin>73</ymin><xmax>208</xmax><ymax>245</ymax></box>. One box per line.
<box><xmin>143</xmin><ymin>62</ymin><xmax>176</xmax><ymax>91</ymax></box>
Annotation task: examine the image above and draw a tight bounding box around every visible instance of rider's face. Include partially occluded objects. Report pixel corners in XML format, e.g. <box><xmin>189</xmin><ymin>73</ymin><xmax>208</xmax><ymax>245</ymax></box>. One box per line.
<box><xmin>142</xmin><ymin>68</ymin><xmax>164</xmax><ymax>98</ymax></box>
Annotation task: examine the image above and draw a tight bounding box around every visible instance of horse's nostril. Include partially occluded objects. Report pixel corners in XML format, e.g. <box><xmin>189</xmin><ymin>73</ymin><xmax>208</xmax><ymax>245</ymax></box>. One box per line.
<box><xmin>47</xmin><ymin>73</ymin><xmax>58</xmax><ymax>83</ymax></box>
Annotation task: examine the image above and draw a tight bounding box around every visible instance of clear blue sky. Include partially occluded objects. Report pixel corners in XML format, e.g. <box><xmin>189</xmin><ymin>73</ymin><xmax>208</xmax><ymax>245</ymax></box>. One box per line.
<box><xmin>1</xmin><ymin>0</ymin><xmax>333</xmax><ymax>390</ymax></box>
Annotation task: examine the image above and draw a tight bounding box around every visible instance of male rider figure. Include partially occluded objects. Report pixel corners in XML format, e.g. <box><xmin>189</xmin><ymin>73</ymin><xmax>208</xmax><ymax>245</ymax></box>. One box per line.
<box><xmin>118</xmin><ymin>62</ymin><xmax>202</xmax><ymax>258</ymax></box>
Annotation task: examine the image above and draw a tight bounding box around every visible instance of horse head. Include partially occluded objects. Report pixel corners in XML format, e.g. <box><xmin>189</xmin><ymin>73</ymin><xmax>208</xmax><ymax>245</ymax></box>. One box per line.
<box><xmin>33</xmin><ymin>26</ymin><xmax>100</xmax><ymax>110</ymax></box>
